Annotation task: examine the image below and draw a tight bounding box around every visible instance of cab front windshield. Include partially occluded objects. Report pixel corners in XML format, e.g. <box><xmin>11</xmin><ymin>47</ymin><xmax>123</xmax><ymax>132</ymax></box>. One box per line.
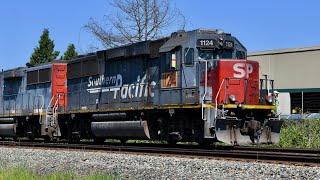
<box><xmin>198</xmin><ymin>49</ymin><xmax>233</xmax><ymax>60</ymax></box>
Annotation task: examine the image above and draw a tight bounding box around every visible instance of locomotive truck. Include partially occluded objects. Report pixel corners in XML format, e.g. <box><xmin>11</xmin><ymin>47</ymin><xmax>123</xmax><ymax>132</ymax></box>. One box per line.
<box><xmin>0</xmin><ymin>29</ymin><xmax>282</xmax><ymax>145</ymax></box>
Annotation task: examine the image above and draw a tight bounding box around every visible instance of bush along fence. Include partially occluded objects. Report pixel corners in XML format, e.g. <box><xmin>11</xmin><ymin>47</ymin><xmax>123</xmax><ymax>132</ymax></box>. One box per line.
<box><xmin>279</xmin><ymin>119</ymin><xmax>320</xmax><ymax>148</ymax></box>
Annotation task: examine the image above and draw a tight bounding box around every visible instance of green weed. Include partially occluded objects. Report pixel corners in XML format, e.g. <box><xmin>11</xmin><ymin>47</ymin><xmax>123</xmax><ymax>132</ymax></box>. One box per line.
<box><xmin>0</xmin><ymin>167</ymin><xmax>118</xmax><ymax>180</ymax></box>
<box><xmin>279</xmin><ymin>119</ymin><xmax>320</xmax><ymax>148</ymax></box>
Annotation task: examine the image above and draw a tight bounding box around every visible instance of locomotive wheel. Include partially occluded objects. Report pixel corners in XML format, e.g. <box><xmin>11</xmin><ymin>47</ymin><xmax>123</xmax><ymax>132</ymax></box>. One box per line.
<box><xmin>44</xmin><ymin>136</ymin><xmax>53</xmax><ymax>142</ymax></box>
<box><xmin>120</xmin><ymin>139</ymin><xmax>127</xmax><ymax>144</ymax></box>
<box><xmin>93</xmin><ymin>138</ymin><xmax>105</xmax><ymax>144</ymax></box>
<box><xmin>68</xmin><ymin>137</ymin><xmax>80</xmax><ymax>144</ymax></box>
<box><xmin>68</xmin><ymin>133</ymin><xmax>81</xmax><ymax>144</ymax></box>
<box><xmin>167</xmin><ymin>132</ymin><xmax>182</xmax><ymax>145</ymax></box>
<box><xmin>27</xmin><ymin>132</ymin><xmax>35</xmax><ymax>141</ymax></box>
<box><xmin>197</xmin><ymin>139</ymin><xmax>213</xmax><ymax>147</ymax></box>
<box><xmin>249</xmin><ymin>130</ymin><xmax>260</xmax><ymax>144</ymax></box>
<box><xmin>167</xmin><ymin>138</ymin><xmax>178</xmax><ymax>145</ymax></box>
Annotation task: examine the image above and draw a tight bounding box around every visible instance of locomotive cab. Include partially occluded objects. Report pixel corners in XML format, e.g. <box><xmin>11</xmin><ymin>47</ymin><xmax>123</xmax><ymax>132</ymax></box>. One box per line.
<box><xmin>156</xmin><ymin>29</ymin><xmax>283</xmax><ymax>145</ymax></box>
<box><xmin>193</xmin><ymin>33</ymin><xmax>282</xmax><ymax>145</ymax></box>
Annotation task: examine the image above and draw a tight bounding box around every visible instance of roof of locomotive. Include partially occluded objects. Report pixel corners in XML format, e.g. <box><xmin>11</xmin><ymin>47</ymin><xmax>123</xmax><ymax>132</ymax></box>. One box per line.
<box><xmin>1</xmin><ymin>60</ymin><xmax>68</xmax><ymax>80</ymax></box>
<box><xmin>63</xmin><ymin>53</ymin><xmax>97</xmax><ymax>64</ymax></box>
<box><xmin>0</xmin><ymin>67</ymin><xmax>26</xmax><ymax>79</ymax></box>
<box><xmin>64</xmin><ymin>37</ymin><xmax>169</xmax><ymax>64</ymax></box>
<box><xmin>1</xmin><ymin>67</ymin><xmax>25</xmax><ymax>73</ymax></box>
<box><xmin>30</xmin><ymin>29</ymin><xmax>246</xmax><ymax>66</ymax></box>
<box><xmin>1</xmin><ymin>29</ymin><xmax>246</xmax><ymax>74</ymax></box>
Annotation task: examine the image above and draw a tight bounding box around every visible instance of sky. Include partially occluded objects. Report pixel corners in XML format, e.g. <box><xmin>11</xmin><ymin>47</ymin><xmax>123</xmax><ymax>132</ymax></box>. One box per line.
<box><xmin>1</xmin><ymin>0</ymin><xmax>320</xmax><ymax>70</ymax></box>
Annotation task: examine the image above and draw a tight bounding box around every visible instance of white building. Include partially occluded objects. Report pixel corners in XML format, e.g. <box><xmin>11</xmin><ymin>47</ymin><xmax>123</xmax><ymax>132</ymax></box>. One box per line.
<box><xmin>248</xmin><ymin>46</ymin><xmax>320</xmax><ymax>114</ymax></box>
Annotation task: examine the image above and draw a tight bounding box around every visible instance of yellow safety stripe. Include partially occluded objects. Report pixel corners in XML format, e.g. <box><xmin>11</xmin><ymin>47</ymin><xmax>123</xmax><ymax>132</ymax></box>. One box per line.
<box><xmin>0</xmin><ymin>104</ymin><xmax>274</xmax><ymax>117</ymax></box>
<box><xmin>62</xmin><ymin>104</ymin><xmax>204</xmax><ymax>114</ymax></box>
<box><xmin>223</xmin><ymin>104</ymin><xmax>275</xmax><ymax>110</ymax></box>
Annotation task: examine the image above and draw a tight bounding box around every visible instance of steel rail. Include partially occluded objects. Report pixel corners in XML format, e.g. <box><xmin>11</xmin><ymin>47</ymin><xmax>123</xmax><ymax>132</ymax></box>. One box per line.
<box><xmin>0</xmin><ymin>141</ymin><xmax>319</xmax><ymax>164</ymax></box>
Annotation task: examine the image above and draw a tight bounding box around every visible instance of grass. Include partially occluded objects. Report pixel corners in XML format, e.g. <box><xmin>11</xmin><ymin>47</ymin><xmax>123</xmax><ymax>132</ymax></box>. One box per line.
<box><xmin>0</xmin><ymin>167</ymin><xmax>118</xmax><ymax>180</ymax></box>
<box><xmin>279</xmin><ymin>119</ymin><xmax>320</xmax><ymax>148</ymax></box>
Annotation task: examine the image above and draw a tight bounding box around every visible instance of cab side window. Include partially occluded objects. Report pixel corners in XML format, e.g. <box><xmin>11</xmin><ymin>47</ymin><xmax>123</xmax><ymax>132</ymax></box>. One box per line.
<box><xmin>236</xmin><ymin>51</ymin><xmax>246</xmax><ymax>59</ymax></box>
<box><xmin>161</xmin><ymin>50</ymin><xmax>180</xmax><ymax>88</ymax></box>
<box><xmin>185</xmin><ymin>48</ymin><xmax>194</xmax><ymax>65</ymax></box>
<box><xmin>4</xmin><ymin>78</ymin><xmax>22</xmax><ymax>96</ymax></box>
<box><xmin>170</xmin><ymin>52</ymin><xmax>177</xmax><ymax>69</ymax></box>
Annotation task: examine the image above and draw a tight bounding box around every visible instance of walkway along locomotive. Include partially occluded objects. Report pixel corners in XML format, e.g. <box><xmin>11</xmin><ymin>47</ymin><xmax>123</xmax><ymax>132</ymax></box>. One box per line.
<box><xmin>0</xmin><ymin>29</ymin><xmax>282</xmax><ymax>145</ymax></box>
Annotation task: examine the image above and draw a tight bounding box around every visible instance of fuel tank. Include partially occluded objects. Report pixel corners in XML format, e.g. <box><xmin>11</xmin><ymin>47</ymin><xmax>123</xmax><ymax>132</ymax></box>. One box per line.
<box><xmin>0</xmin><ymin>118</ymin><xmax>14</xmax><ymax>123</ymax></box>
<box><xmin>0</xmin><ymin>124</ymin><xmax>16</xmax><ymax>137</ymax></box>
<box><xmin>91</xmin><ymin>121</ymin><xmax>150</xmax><ymax>139</ymax></box>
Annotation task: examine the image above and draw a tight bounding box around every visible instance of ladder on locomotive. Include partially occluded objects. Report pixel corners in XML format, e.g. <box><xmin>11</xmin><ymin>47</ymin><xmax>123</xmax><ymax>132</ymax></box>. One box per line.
<box><xmin>39</xmin><ymin>94</ymin><xmax>61</xmax><ymax>138</ymax></box>
<box><xmin>46</xmin><ymin>95</ymin><xmax>59</xmax><ymax>128</ymax></box>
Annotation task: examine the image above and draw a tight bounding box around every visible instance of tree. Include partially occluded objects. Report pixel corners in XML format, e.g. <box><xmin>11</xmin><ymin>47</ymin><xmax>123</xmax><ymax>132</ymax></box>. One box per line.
<box><xmin>85</xmin><ymin>0</ymin><xmax>185</xmax><ymax>48</ymax></box>
<box><xmin>61</xmin><ymin>44</ymin><xmax>78</xmax><ymax>61</ymax></box>
<box><xmin>29</xmin><ymin>29</ymin><xmax>60</xmax><ymax>66</ymax></box>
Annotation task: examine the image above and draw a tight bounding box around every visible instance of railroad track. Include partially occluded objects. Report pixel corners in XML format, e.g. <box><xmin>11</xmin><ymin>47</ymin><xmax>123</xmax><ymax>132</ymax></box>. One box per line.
<box><xmin>0</xmin><ymin>141</ymin><xmax>319</xmax><ymax>165</ymax></box>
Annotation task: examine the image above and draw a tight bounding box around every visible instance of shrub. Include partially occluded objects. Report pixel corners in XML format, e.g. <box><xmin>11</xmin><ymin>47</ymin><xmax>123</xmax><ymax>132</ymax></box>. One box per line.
<box><xmin>279</xmin><ymin>119</ymin><xmax>320</xmax><ymax>148</ymax></box>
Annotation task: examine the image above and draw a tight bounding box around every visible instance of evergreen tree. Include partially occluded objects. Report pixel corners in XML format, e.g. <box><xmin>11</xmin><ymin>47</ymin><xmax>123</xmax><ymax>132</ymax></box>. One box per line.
<box><xmin>29</xmin><ymin>29</ymin><xmax>60</xmax><ymax>66</ymax></box>
<box><xmin>62</xmin><ymin>44</ymin><xmax>78</xmax><ymax>60</ymax></box>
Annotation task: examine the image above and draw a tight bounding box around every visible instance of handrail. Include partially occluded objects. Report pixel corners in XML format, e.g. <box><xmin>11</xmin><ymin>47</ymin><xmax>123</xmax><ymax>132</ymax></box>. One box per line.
<box><xmin>38</xmin><ymin>95</ymin><xmax>45</xmax><ymax>124</ymax></box>
<box><xmin>215</xmin><ymin>79</ymin><xmax>226</xmax><ymax>120</ymax></box>
<box><xmin>46</xmin><ymin>95</ymin><xmax>55</xmax><ymax>114</ymax></box>
<box><xmin>52</xmin><ymin>95</ymin><xmax>60</xmax><ymax>127</ymax></box>
<box><xmin>43</xmin><ymin>94</ymin><xmax>61</xmax><ymax>128</ymax></box>
<box><xmin>198</xmin><ymin>59</ymin><xmax>208</xmax><ymax>120</ymax></box>
<box><xmin>44</xmin><ymin>95</ymin><xmax>56</xmax><ymax>127</ymax></box>
<box><xmin>53</xmin><ymin>95</ymin><xmax>60</xmax><ymax>115</ymax></box>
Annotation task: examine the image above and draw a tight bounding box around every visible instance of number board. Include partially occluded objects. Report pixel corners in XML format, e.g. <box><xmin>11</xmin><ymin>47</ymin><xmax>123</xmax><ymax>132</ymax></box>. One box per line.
<box><xmin>224</xmin><ymin>40</ymin><xmax>234</xmax><ymax>49</ymax></box>
<box><xmin>197</xmin><ymin>39</ymin><xmax>216</xmax><ymax>48</ymax></box>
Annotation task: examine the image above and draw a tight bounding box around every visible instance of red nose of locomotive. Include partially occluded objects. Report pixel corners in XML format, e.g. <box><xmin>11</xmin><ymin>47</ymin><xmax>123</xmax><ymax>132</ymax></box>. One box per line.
<box><xmin>212</xmin><ymin>59</ymin><xmax>259</xmax><ymax>105</ymax></box>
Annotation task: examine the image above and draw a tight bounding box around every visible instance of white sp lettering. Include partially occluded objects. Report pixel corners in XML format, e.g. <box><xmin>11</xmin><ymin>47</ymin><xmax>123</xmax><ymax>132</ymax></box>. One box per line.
<box><xmin>233</xmin><ymin>63</ymin><xmax>253</xmax><ymax>78</ymax></box>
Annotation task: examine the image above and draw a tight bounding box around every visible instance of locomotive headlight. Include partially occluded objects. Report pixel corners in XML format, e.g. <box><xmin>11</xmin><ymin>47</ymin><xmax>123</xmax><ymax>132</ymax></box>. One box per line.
<box><xmin>266</xmin><ymin>96</ymin><xmax>274</xmax><ymax>104</ymax></box>
<box><xmin>229</xmin><ymin>94</ymin><xmax>236</xmax><ymax>103</ymax></box>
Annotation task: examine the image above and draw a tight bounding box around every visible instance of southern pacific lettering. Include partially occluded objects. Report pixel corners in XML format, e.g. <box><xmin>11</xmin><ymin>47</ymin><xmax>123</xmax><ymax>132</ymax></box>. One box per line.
<box><xmin>0</xmin><ymin>29</ymin><xmax>282</xmax><ymax>145</ymax></box>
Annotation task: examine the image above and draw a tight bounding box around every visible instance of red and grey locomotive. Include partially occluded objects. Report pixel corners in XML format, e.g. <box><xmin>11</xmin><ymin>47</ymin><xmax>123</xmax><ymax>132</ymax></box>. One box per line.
<box><xmin>0</xmin><ymin>29</ymin><xmax>282</xmax><ymax>145</ymax></box>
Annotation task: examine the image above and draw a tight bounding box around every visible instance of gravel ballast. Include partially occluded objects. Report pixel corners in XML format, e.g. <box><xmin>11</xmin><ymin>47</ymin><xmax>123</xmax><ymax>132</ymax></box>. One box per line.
<box><xmin>0</xmin><ymin>146</ymin><xmax>319</xmax><ymax>179</ymax></box>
